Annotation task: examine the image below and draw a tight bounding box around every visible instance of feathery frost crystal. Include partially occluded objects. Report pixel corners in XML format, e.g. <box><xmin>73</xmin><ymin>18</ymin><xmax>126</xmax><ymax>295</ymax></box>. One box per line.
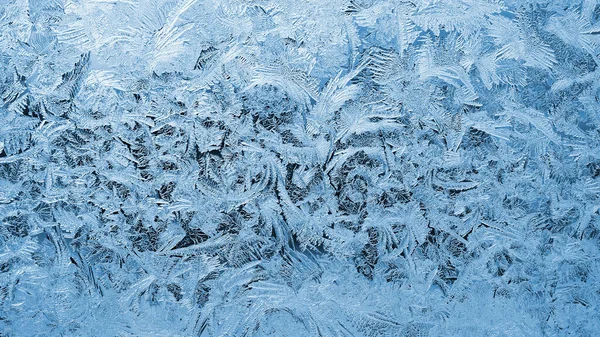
<box><xmin>1</xmin><ymin>0</ymin><xmax>600</xmax><ymax>336</ymax></box>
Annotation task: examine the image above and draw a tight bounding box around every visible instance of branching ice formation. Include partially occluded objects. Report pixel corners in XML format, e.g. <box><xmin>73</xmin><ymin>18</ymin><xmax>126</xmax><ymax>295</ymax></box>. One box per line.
<box><xmin>1</xmin><ymin>0</ymin><xmax>600</xmax><ymax>336</ymax></box>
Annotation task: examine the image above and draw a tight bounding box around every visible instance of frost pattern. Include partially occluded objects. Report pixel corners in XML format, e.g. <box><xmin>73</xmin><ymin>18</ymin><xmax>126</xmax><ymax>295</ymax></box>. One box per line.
<box><xmin>1</xmin><ymin>0</ymin><xmax>600</xmax><ymax>336</ymax></box>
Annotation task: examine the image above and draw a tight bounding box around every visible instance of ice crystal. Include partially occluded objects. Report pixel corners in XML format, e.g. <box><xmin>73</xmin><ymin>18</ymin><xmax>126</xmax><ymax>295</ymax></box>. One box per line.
<box><xmin>1</xmin><ymin>0</ymin><xmax>600</xmax><ymax>336</ymax></box>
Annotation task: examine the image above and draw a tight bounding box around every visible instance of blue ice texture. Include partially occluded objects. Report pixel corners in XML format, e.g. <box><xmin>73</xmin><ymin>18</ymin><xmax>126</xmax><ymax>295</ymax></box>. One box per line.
<box><xmin>1</xmin><ymin>0</ymin><xmax>600</xmax><ymax>336</ymax></box>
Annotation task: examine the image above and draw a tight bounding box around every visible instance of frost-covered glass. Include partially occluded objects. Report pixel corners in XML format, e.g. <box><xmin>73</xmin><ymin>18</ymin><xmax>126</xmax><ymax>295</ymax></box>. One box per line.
<box><xmin>1</xmin><ymin>0</ymin><xmax>599</xmax><ymax>336</ymax></box>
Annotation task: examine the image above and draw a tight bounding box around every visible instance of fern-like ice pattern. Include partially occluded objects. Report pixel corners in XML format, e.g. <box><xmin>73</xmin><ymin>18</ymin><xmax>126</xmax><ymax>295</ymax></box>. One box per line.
<box><xmin>1</xmin><ymin>0</ymin><xmax>600</xmax><ymax>336</ymax></box>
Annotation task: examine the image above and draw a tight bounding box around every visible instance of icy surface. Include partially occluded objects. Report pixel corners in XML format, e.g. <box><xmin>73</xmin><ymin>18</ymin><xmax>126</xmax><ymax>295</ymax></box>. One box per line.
<box><xmin>1</xmin><ymin>0</ymin><xmax>600</xmax><ymax>336</ymax></box>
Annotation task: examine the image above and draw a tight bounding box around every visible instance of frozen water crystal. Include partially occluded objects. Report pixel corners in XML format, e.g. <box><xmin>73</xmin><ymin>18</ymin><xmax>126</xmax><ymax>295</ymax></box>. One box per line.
<box><xmin>1</xmin><ymin>0</ymin><xmax>599</xmax><ymax>336</ymax></box>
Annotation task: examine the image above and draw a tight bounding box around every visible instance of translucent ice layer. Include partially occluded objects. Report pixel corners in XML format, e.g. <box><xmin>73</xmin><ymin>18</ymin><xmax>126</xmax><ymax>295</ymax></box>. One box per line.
<box><xmin>1</xmin><ymin>1</ymin><xmax>599</xmax><ymax>336</ymax></box>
